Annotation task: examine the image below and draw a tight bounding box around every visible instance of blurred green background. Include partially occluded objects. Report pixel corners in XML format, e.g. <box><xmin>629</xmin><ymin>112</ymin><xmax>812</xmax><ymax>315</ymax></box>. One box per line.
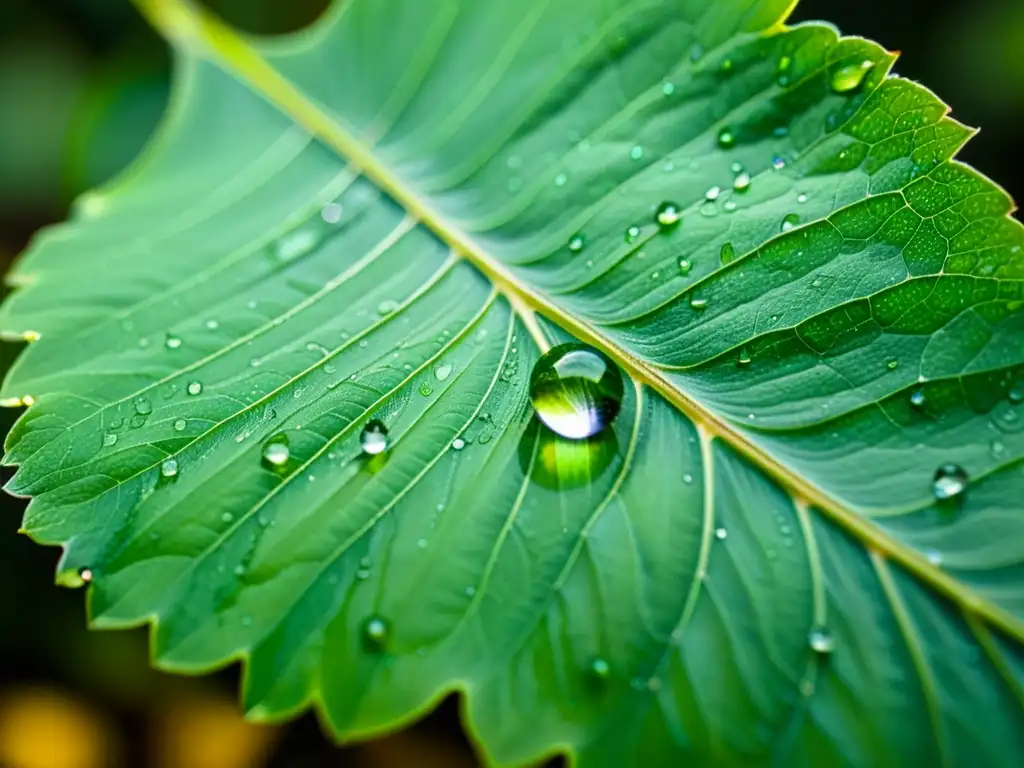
<box><xmin>0</xmin><ymin>0</ymin><xmax>1021</xmax><ymax>766</ymax></box>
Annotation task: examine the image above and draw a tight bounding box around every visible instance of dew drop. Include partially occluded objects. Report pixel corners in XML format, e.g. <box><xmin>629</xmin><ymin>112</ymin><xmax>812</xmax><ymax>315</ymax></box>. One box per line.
<box><xmin>1009</xmin><ymin>383</ymin><xmax>1024</xmax><ymax>405</ymax></box>
<box><xmin>678</xmin><ymin>258</ymin><xmax>693</xmax><ymax>276</ymax></box>
<box><xmin>363</xmin><ymin>615</ymin><xmax>389</xmax><ymax>649</ymax></box>
<box><xmin>186</xmin><ymin>381</ymin><xmax>203</xmax><ymax>396</ymax></box>
<box><xmin>78</xmin><ymin>567</ymin><xmax>93</xmax><ymax>583</ymax></box>
<box><xmin>589</xmin><ymin>657</ymin><xmax>611</xmax><ymax>681</ymax></box>
<box><xmin>831</xmin><ymin>60</ymin><xmax>875</xmax><ymax>93</ymax></box>
<box><xmin>705</xmin><ymin>186</ymin><xmax>721</xmax><ymax>202</ymax></box>
<box><xmin>262</xmin><ymin>436</ymin><xmax>290</xmax><ymax>468</ymax></box>
<box><xmin>926</xmin><ymin>549</ymin><xmax>943</xmax><ymax>566</ymax></box>
<box><xmin>655</xmin><ymin>202</ymin><xmax>683</xmax><ymax>231</ymax></box>
<box><xmin>737</xmin><ymin>348</ymin><xmax>751</xmax><ymax>367</ymax></box>
<box><xmin>690</xmin><ymin>297</ymin><xmax>709</xmax><ymax>311</ymax></box>
<box><xmin>165</xmin><ymin>334</ymin><xmax>182</xmax><ymax>350</ymax></box>
<box><xmin>714</xmin><ymin>527</ymin><xmax>728</xmax><ymax>540</ymax></box>
<box><xmin>717</xmin><ymin>128</ymin><xmax>736</xmax><ymax>149</ymax></box>
<box><xmin>629</xmin><ymin>145</ymin><xmax>644</xmax><ymax>161</ymax></box>
<box><xmin>661</xmin><ymin>81</ymin><xmax>675</xmax><ymax>96</ymax></box>
<box><xmin>808</xmin><ymin>628</ymin><xmax>835</xmax><ymax>654</ymax></box>
<box><xmin>781</xmin><ymin>213</ymin><xmax>800</xmax><ymax>232</ymax></box>
<box><xmin>797</xmin><ymin>193</ymin><xmax>808</xmax><ymax>204</ymax></box>
<box><xmin>910</xmin><ymin>390</ymin><xmax>926</xmax><ymax>409</ymax></box>
<box><xmin>435</xmin><ymin>363</ymin><xmax>453</xmax><ymax>381</ymax></box>
<box><xmin>720</xmin><ymin>242</ymin><xmax>735</xmax><ymax>266</ymax></box>
<box><xmin>733</xmin><ymin>172</ymin><xmax>751</xmax><ymax>192</ymax></box>
<box><xmin>625</xmin><ymin>225</ymin><xmax>641</xmax><ymax>243</ymax></box>
<box><xmin>360</xmin><ymin>420</ymin><xmax>389</xmax><ymax>455</ymax></box>
<box><xmin>886</xmin><ymin>358</ymin><xmax>899</xmax><ymax>371</ymax></box>
<box><xmin>772</xmin><ymin>154</ymin><xmax>787</xmax><ymax>170</ymax></box>
<box><xmin>102</xmin><ymin>432</ymin><xmax>117</xmax><ymax>447</ymax></box>
<box><xmin>451</xmin><ymin>437</ymin><xmax>466</xmax><ymax>451</ymax></box>
<box><xmin>529</xmin><ymin>344</ymin><xmax>624</xmax><ymax>440</ymax></box>
<box><xmin>134</xmin><ymin>396</ymin><xmax>152</xmax><ymax>416</ymax></box>
<box><xmin>321</xmin><ymin>202</ymin><xmax>343</xmax><ymax>223</ymax></box>
<box><xmin>275</xmin><ymin>229</ymin><xmax>319</xmax><ymax>261</ymax></box>
<box><xmin>377</xmin><ymin>299</ymin><xmax>400</xmax><ymax>316</ymax></box>
<box><xmin>933</xmin><ymin>464</ymin><xmax>968</xmax><ymax>501</ymax></box>
<box><xmin>568</xmin><ymin>233</ymin><xmax>586</xmax><ymax>253</ymax></box>
<box><xmin>160</xmin><ymin>458</ymin><xmax>178</xmax><ymax>478</ymax></box>
<box><xmin>554</xmin><ymin>172</ymin><xmax>568</xmax><ymax>187</ymax></box>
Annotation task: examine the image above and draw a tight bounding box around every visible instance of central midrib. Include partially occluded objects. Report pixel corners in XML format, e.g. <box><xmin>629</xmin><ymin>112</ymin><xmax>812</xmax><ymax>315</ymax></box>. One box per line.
<box><xmin>133</xmin><ymin>0</ymin><xmax>1024</xmax><ymax>643</ymax></box>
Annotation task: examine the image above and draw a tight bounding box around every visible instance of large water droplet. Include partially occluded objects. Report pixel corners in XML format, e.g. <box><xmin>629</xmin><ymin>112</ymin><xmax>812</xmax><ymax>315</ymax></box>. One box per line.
<box><xmin>733</xmin><ymin>172</ymin><xmax>751</xmax><ymax>192</ymax></box>
<box><xmin>134</xmin><ymin>396</ymin><xmax>152</xmax><ymax>416</ymax></box>
<box><xmin>435</xmin><ymin>363</ymin><xmax>453</xmax><ymax>381</ymax></box>
<box><xmin>262</xmin><ymin>436</ymin><xmax>290</xmax><ymax>468</ymax></box>
<box><xmin>186</xmin><ymin>381</ymin><xmax>203</xmax><ymax>396</ymax></box>
<box><xmin>933</xmin><ymin>464</ymin><xmax>968</xmax><ymax>501</ymax></box>
<box><xmin>362</xmin><ymin>615</ymin><xmax>389</xmax><ymax>649</ymax></box>
<box><xmin>360</xmin><ymin>420</ymin><xmax>389</xmax><ymax>455</ymax></box>
<box><xmin>160</xmin><ymin>458</ymin><xmax>179</xmax><ymax>478</ymax></box>
<box><xmin>529</xmin><ymin>344</ymin><xmax>623</xmax><ymax>440</ymax></box>
<box><xmin>655</xmin><ymin>202</ymin><xmax>683</xmax><ymax>231</ymax></box>
<box><xmin>831</xmin><ymin>60</ymin><xmax>875</xmax><ymax>93</ymax></box>
<box><xmin>102</xmin><ymin>432</ymin><xmax>117</xmax><ymax>447</ymax></box>
<box><xmin>808</xmin><ymin>628</ymin><xmax>835</xmax><ymax>654</ymax></box>
<box><xmin>568</xmin><ymin>233</ymin><xmax>586</xmax><ymax>253</ymax></box>
<box><xmin>705</xmin><ymin>186</ymin><xmax>721</xmax><ymax>202</ymax></box>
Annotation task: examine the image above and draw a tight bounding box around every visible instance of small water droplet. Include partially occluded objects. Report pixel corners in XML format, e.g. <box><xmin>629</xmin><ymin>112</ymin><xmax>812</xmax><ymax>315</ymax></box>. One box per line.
<box><xmin>715</xmin><ymin>527</ymin><xmax>727</xmax><ymax>540</ymax></box>
<box><xmin>262</xmin><ymin>436</ymin><xmax>290</xmax><ymax>468</ymax></box>
<box><xmin>377</xmin><ymin>299</ymin><xmax>400</xmax><ymax>316</ymax></box>
<box><xmin>554</xmin><ymin>172</ymin><xmax>568</xmax><ymax>187</ymax></box>
<box><xmin>831</xmin><ymin>60</ymin><xmax>875</xmax><ymax>93</ymax></box>
<box><xmin>733</xmin><ymin>172</ymin><xmax>751</xmax><ymax>192</ymax></box>
<box><xmin>276</xmin><ymin>229</ymin><xmax>319</xmax><ymax>261</ymax></box>
<box><xmin>103</xmin><ymin>432</ymin><xmax>117</xmax><ymax>447</ymax></box>
<box><xmin>720</xmin><ymin>242</ymin><xmax>735</xmax><ymax>265</ymax></box>
<box><xmin>683</xmin><ymin>473</ymin><xmax>693</xmax><ymax>484</ymax></box>
<box><xmin>737</xmin><ymin>348</ymin><xmax>751</xmax><ymax>367</ymax></box>
<box><xmin>661</xmin><ymin>81</ymin><xmax>675</xmax><ymax>96</ymax></box>
<box><xmin>186</xmin><ymin>381</ymin><xmax>203</xmax><ymax>396</ymax></box>
<box><xmin>678</xmin><ymin>258</ymin><xmax>693</xmax><ymax>276</ymax></box>
<box><xmin>690</xmin><ymin>297</ymin><xmax>709</xmax><ymax>311</ymax></box>
<box><xmin>717</xmin><ymin>128</ymin><xmax>735</xmax><ymax>149</ymax></box>
<box><xmin>777</xmin><ymin>55</ymin><xmax>792</xmax><ymax>85</ymax></box>
<box><xmin>589</xmin><ymin>657</ymin><xmax>611</xmax><ymax>681</ymax></box>
<box><xmin>134</xmin><ymin>396</ymin><xmax>152</xmax><ymax>416</ymax></box>
<box><xmin>435</xmin><ymin>363</ymin><xmax>453</xmax><ymax>381</ymax></box>
<box><xmin>705</xmin><ymin>186</ymin><xmax>721</xmax><ymax>202</ymax></box>
<box><xmin>625</xmin><ymin>225</ymin><xmax>641</xmax><ymax>243</ymax></box>
<box><xmin>529</xmin><ymin>344</ymin><xmax>623</xmax><ymax>439</ymax></box>
<box><xmin>655</xmin><ymin>202</ymin><xmax>683</xmax><ymax>230</ymax></box>
<box><xmin>797</xmin><ymin>193</ymin><xmax>808</xmax><ymax>204</ymax></box>
<box><xmin>165</xmin><ymin>334</ymin><xmax>182</xmax><ymax>350</ymax></box>
<box><xmin>808</xmin><ymin>628</ymin><xmax>835</xmax><ymax>654</ymax></box>
<box><xmin>886</xmin><ymin>358</ymin><xmax>899</xmax><ymax>371</ymax></box>
<box><xmin>910</xmin><ymin>390</ymin><xmax>926</xmax><ymax>409</ymax></box>
<box><xmin>629</xmin><ymin>145</ymin><xmax>644</xmax><ymax>161</ymax></box>
<box><xmin>321</xmin><ymin>202</ymin><xmax>343</xmax><ymax>223</ymax></box>
<box><xmin>568</xmin><ymin>233</ymin><xmax>586</xmax><ymax>253</ymax></box>
<box><xmin>662</xmin><ymin>159</ymin><xmax>675</xmax><ymax>172</ymax></box>
<box><xmin>799</xmin><ymin>679</ymin><xmax>815</xmax><ymax>697</ymax></box>
<box><xmin>363</xmin><ymin>615</ymin><xmax>389</xmax><ymax>649</ymax></box>
<box><xmin>78</xmin><ymin>567</ymin><xmax>93</xmax><ymax>583</ymax></box>
<box><xmin>1008</xmin><ymin>383</ymin><xmax>1024</xmax><ymax>405</ymax></box>
<box><xmin>933</xmin><ymin>464</ymin><xmax>968</xmax><ymax>501</ymax></box>
<box><xmin>360</xmin><ymin>420</ymin><xmax>389</xmax><ymax>455</ymax></box>
<box><xmin>781</xmin><ymin>213</ymin><xmax>800</xmax><ymax>232</ymax></box>
<box><xmin>772</xmin><ymin>154</ymin><xmax>787</xmax><ymax>170</ymax></box>
<box><xmin>205</xmin><ymin>319</ymin><xmax>219</xmax><ymax>331</ymax></box>
<box><xmin>160</xmin><ymin>458</ymin><xmax>178</xmax><ymax>478</ymax></box>
<box><xmin>451</xmin><ymin>437</ymin><xmax>466</xmax><ymax>451</ymax></box>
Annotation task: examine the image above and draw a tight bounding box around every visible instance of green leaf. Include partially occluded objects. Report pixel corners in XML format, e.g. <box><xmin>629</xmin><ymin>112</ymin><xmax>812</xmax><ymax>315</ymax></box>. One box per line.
<box><xmin>4</xmin><ymin>0</ymin><xmax>1024</xmax><ymax>764</ymax></box>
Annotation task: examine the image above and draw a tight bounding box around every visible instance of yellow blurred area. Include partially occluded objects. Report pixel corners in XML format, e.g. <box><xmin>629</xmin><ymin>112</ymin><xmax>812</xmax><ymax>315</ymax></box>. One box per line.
<box><xmin>153</xmin><ymin>693</ymin><xmax>279</xmax><ymax>768</ymax></box>
<box><xmin>0</xmin><ymin>687</ymin><xmax>117</xmax><ymax>768</ymax></box>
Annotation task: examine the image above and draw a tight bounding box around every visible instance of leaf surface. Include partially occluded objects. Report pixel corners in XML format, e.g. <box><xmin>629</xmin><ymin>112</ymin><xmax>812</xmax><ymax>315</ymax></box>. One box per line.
<box><xmin>3</xmin><ymin>0</ymin><xmax>1024</xmax><ymax>764</ymax></box>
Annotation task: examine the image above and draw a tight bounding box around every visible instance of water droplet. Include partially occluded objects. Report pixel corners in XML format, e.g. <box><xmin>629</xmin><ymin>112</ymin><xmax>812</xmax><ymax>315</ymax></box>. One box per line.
<box><xmin>134</xmin><ymin>396</ymin><xmax>152</xmax><ymax>416</ymax></box>
<box><xmin>435</xmin><ymin>363</ymin><xmax>453</xmax><ymax>381</ymax></box>
<box><xmin>737</xmin><ymin>348</ymin><xmax>751</xmax><ymax>367</ymax></box>
<box><xmin>655</xmin><ymin>202</ymin><xmax>683</xmax><ymax>231</ymax></box>
<box><xmin>78</xmin><ymin>567</ymin><xmax>93</xmax><ymax>583</ymax></box>
<box><xmin>690</xmin><ymin>297</ymin><xmax>709</xmax><ymax>311</ymax></box>
<box><xmin>886</xmin><ymin>358</ymin><xmax>899</xmax><ymax>371</ymax></box>
<box><xmin>102</xmin><ymin>432</ymin><xmax>117</xmax><ymax>447</ymax></box>
<box><xmin>777</xmin><ymin>55</ymin><xmax>792</xmax><ymax>85</ymax></box>
<box><xmin>554</xmin><ymin>172</ymin><xmax>568</xmax><ymax>187</ymax></box>
<box><xmin>705</xmin><ymin>186</ymin><xmax>721</xmax><ymax>202</ymax></box>
<box><xmin>721</xmin><ymin>58</ymin><xmax>734</xmax><ymax>72</ymax></box>
<box><xmin>662</xmin><ymin>159</ymin><xmax>675</xmax><ymax>172</ymax></box>
<box><xmin>186</xmin><ymin>381</ymin><xmax>202</xmax><ymax>396</ymax></box>
<box><xmin>797</xmin><ymin>193</ymin><xmax>808</xmax><ymax>204</ymax></box>
<box><xmin>720</xmin><ymin>242</ymin><xmax>735</xmax><ymax>265</ymax></box>
<box><xmin>933</xmin><ymin>464</ymin><xmax>968</xmax><ymax>501</ymax></box>
<box><xmin>831</xmin><ymin>60</ymin><xmax>875</xmax><ymax>93</ymax></box>
<box><xmin>808</xmin><ymin>628</ymin><xmax>835</xmax><ymax>654</ymax></box>
<box><xmin>360</xmin><ymin>420</ymin><xmax>389</xmax><ymax>455</ymax></box>
<box><xmin>204</xmin><ymin>319</ymin><xmax>219</xmax><ymax>331</ymax></box>
<box><xmin>276</xmin><ymin>229</ymin><xmax>319</xmax><ymax>261</ymax></box>
<box><xmin>529</xmin><ymin>344</ymin><xmax>623</xmax><ymax>440</ymax></box>
<box><xmin>321</xmin><ymin>202</ymin><xmax>343</xmax><ymax>223</ymax></box>
<box><xmin>717</xmin><ymin>128</ymin><xmax>735</xmax><ymax>149</ymax></box>
<box><xmin>799</xmin><ymin>679</ymin><xmax>815</xmax><ymax>697</ymax></box>
<box><xmin>589</xmin><ymin>657</ymin><xmax>611</xmax><ymax>681</ymax></box>
<box><xmin>772</xmin><ymin>154</ymin><xmax>787</xmax><ymax>170</ymax></box>
<box><xmin>733</xmin><ymin>172</ymin><xmax>751</xmax><ymax>192</ymax></box>
<box><xmin>362</xmin><ymin>615</ymin><xmax>389</xmax><ymax>649</ymax></box>
<box><xmin>910</xmin><ymin>390</ymin><xmax>926</xmax><ymax>409</ymax></box>
<box><xmin>160</xmin><ymin>458</ymin><xmax>178</xmax><ymax>478</ymax></box>
<box><xmin>781</xmin><ymin>213</ymin><xmax>800</xmax><ymax>232</ymax></box>
<box><xmin>262</xmin><ymin>436</ymin><xmax>290</xmax><ymax>468</ymax></box>
<box><xmin>661</xmin><ymin>81</ymin><xmax>675</xmax><ymax>96</ymax></box>
<box><xmin>165</xmin><ymin>334</ymin><xmax>182</xmax><ymax>350</ymax></box>
<box><xmin>715</xmin><ymin>527</ymin><xmax>727</xmax><ymax>540</ymax></box>
<box><xmin>678</xmin><ymin>258</ymin><xmax>693</xmax><ymax>276</ymax></box>
<box><xmin>377</xmin><ymin>299</ymin><xmax>400</xmax><ymax>316</ymax></box>
<box><xmin>451</xmin><ymin>437</ymin><xmax>466</xmax><ymax>451</ymax></box>
<box><xmin>1009</xmin><ymin>383</ymin><xmax>1024</xmax><ymax>405</ymax></box>
<box><xmin>926</xmin><ymin>549</ymin><xmax>943</xmax><ymax>566</ymax></box>
<box><xmin>625</xmin><ymin>225</ymin><xmax>641</xmax><ymax>243</ymax></box>
<box><xmin>629</xmin><ymin>145</ymin><xmax>644</xmax><ymax>161</ymax></box>
<box><xmin>568</xmin><ymin>233</ymin><xmax>586</xmax><ymax>253</ymax></box>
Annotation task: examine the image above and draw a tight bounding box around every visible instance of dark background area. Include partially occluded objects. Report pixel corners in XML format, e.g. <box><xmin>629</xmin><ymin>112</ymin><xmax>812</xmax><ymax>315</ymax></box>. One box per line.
<box><xmin>0</xmin><ymin>1</ymin><xmax>1020</xmax><ymax>766</ymax></box>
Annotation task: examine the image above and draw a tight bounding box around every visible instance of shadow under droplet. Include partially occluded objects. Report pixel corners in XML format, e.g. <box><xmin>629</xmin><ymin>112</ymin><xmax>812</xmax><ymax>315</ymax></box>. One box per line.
<box><xmin>517</xmin><ymin>416</ymin><xmax>618</xmax><ymax>491</ymax></box>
